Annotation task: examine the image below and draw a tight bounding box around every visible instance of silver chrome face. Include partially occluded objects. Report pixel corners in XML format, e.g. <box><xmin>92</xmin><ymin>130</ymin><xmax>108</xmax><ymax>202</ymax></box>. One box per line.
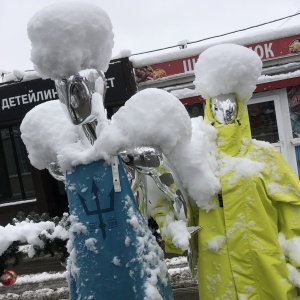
<box><xmin>211</xmin><ymin>93</ymin><xmax>237</xmax><ymax>124</ymax></box>
<box><xmin>55</xmin><ymin>69</ymin><xmax>106</xmax><ymax>125</ymax></box>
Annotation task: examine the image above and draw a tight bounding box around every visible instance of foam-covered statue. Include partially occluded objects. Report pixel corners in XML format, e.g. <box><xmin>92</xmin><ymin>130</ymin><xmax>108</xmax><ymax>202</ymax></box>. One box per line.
<box><xmin>21</xmin><ymin>2</ymin><xmax>178</xmax><ymax>299</ymax></box>
<box><xmin>179</xmin><ymin>44</ymin><xmax>300</xmax><ymax>299</ymax></box>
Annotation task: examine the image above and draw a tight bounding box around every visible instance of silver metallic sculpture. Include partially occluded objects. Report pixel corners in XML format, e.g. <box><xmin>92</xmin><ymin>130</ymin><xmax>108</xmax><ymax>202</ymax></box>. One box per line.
<box><xmin>48</xmin><ymin>69</ymin><xmax>200</xmax><ymax>274</ymax></box>
<box><xmin>120</xmin><ymin>147</ymin><xmax>201</xmax><ymax>275</ymax></box>
<box><xmin>48</xmin><ymin>162</ymin><xmax>65</xmax><ymax>183</ymax></box>
<box><xmin>211</xmin><ymin>93</ymin><xmax>237</xmax><ymax>124</ymax></box>
<box><xmin>48</xmin><ymin>69</ymin><xmax>106</xmax><ymax>180</ymax></box>
<box><xmin>55</xmin><ymin>69</ymin><xmax>107</xmax><ymax>145</ymax></box>
<box><xmin>121</xmin><ymin>147</ymin><xmax>188</xmax><ymax>221</ymax></box>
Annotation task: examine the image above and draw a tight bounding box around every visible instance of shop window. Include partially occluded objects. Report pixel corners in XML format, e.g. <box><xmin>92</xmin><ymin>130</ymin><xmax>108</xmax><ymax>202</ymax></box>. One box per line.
<box><xmin>247</xmin><ymin>101</ymin><xmax>279</xmax><ymax>143</ymax></box>
<box><xmin>185</xmin><ymin>103</ymin><xmax>204</xmax><ymax>118</ymax></box>
<box><xmin>0</xmin><ymin>125</ymin><xmax>35</xmax><ymax>203</ymax></box>
<box><xmin>287</xmin><ymin>86</ymin><xmax>300</xmax><ymax>138</ymax></box>
<box><xmin>287</xmin><ymin>86</ymin><xmax>300</xmax><ymax>177</ymax></box>
<box><xmin>295</xmin><ymin>146</ymin><xmax>300</xmax><ymax>178</ymax></box>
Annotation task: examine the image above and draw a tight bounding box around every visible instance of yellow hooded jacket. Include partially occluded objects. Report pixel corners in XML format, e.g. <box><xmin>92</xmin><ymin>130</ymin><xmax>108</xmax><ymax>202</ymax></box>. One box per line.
<box><xmin>197</xmin><ymin>98</ymin><xmax>300</xmax><ymax>299</ymax></box>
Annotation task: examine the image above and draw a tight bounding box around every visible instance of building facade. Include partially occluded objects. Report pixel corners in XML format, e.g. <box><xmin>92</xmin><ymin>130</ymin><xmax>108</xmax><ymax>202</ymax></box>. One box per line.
<box><xmin>0</xmin><ymin>57</ymin><xmax>136</xmax><ymax>225</ymax></box>
<box><xmin>131</xmin><ymin>25</ymin><xmax>300</xmax><ymax>177</ymax></box>
<box><xmin>1</xmin><ymin>26</ymin><xmax>300</xmax><ymax>226</ymax></box>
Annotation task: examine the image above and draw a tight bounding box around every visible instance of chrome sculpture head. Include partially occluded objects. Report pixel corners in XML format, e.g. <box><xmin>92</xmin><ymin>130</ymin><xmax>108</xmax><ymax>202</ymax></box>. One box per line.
<box><xmin>211</xmin><ymin>93</ymin><xmax>237</xmax><ymax>124</ymax></box>
<box><xmin>55</xmin><ymin>69</ymin><xmax>106</xmax><ymax>125</ymax></box>
<box><xmin>121</xmin><ymin>147</ymin><xmax>163</xmax><ymax>171</ymax></box>
<box><xmin>121</xmin><ymin>147</ymin><xmax>188</xmax><ymax>221</ymax></box>
<box><xmin>48</xmin><ymin>162</ymin><xmax>65</xmax><ymax>182</ymax></box>
<box><xmin>121</xmin><ymin>146</ymin><xmax>201</xmax><ymax>275</ymax></box>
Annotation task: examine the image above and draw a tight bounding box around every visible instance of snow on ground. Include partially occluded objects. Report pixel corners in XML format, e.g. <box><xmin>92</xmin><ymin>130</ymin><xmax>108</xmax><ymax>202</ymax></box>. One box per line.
<box><xmin>0</xmin><ymin>256</ymin><xmax>196</xmax><ymax>300</ymax></box>
<box><xmin>0</xmin><ymin>288</ymin><xmax>69</xmax><ymax>300</ymax></box>
<box><xmin>10</xmin><ymin>272</ymin><xmax>67</xmax><ymax>285</ymax></box>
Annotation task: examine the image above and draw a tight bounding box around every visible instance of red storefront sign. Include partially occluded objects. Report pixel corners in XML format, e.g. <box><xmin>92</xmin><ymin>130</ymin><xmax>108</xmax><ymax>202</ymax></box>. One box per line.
<box><xmin>179</xmin><ymin>95</ymin><xmax>205</xmax><ymax>105</ymax></box>
<box><xmin>135</xmin><ymin>35</ymin><xmax>300</xmax><ymax>84</ymax></box>
<box><xmin>179</xmin><ymin>77</ymin><xmax>300</xmax><ymax>106</ymax></box>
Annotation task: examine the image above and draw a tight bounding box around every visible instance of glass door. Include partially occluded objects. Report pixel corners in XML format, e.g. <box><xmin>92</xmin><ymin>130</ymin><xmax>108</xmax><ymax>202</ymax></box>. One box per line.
<box><xmin>0</xmin><ymin>125</ymin><xmax>35</xmax><ymax>203</ymax></box>
<box><xmin>247</xmin><ymin>98</ymin><xmax>282</xmax><ymax>151</ymax></box>
<box><xmin>247</xmin><ymin>91</ymin><xmax>298</xmax><ymax>176</ymax></box>
<box><xmin>287</xmin><ymin>86</ymin><xmax>300</xmax><ymax>177</ymax></box>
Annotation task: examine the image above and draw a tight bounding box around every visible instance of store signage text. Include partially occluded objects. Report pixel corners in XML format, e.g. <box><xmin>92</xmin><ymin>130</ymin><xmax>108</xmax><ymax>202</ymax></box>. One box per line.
<box><xmin>1</xmin><ymin>88</ymin><xmax>57</xmax><ymax>110</ymax></box>
<box><xmin>1</xmin><ymin>77</ymin><xmax>117</xmax><ymax>111</ymax></box>
<box><xmin>135</xmin><ymin>35</ymin><xmax>300</xmax><ymax>84</ymax></box>
<box><xmin>180</xmin><ymin>42</ymin><xmax>275</xmax><ymax>72</ymax></box>
<box><xmin>104</xmin><ymin>60</ymin><xmax>131</xmax><ymax>103</ymax></box>
<box><xmin>248</xmin><ymin>42</ymin><xmax>274</xmax><ymax>60</ymax></box>
<box><xmin>106</xmin><ymin>77</ymin><xmax>115</xmax><ymax>88</ymax></box>
<box><xmin>0</xmin><ymin>78</ymin><xmax>58</xmax><ymax>123</ymax></box>
<box><xmin>183</xmin><ymin>58</ymin><xmax>197</xmax><ymax>73</ymax></box>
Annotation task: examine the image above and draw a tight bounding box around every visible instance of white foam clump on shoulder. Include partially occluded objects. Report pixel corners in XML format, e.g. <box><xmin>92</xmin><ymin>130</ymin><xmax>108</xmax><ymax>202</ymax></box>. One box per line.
<box><xmin>193</xmin><ymin>44</ymin><xmax>262</xmax><ymax>102</ymax></box>
<box><xmin>27</xmin><ymin>1</ymin><xmax>114</xmax><ymax>79</ymax></box>
<box><xmin>20</xmin><ymin>100</ymin><xmax>83</xmax><ymax>170</ymax></box>
<box><xmin>57</xmin><ymin>88</ymin><xmax>193</xmax><ymax>169</ymax></box>
<box><xmin>111</xmin><ymin>88</ymin><xmax>192</xmax><ymax>154</ymax></box>
<box><xmin>21</xmin><ymin>88</ymin><xmax>192</xmax><ymax>172</ymax></box>
<box><xmin>168</xmin><ymin>117</ymin><xmax>221</xmax><ymax>211</ymax></box>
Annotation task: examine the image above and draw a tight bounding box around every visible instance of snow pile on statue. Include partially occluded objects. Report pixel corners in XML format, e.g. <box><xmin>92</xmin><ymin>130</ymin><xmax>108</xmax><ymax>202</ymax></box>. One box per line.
<box><xmin>21</xmin><ymin>1</ymin><xmax>300</xmax><ymax>299</ymax></box>
<box><xmin>21</xmin><ymin>0</ymin><xmax>222</xmax><ymax>260</ymax></box>
<box><xmin>27</xmin><ymin>1</ymin><xmax>114</xmax><ymax>80</ymax></box>
<box><xmin>23</xmin><ymin>3</ymin><xmax>177</xmax><ymax>299</ymax></box>
<box><xmin>194</xmin><ymin>43</ymin><xmax>262</xmax><ymax>101</ymax></box>
<box><xmin>20</xmin><ymin>2</ymin><xmax>219</xmax><ymax>299</ymax></box>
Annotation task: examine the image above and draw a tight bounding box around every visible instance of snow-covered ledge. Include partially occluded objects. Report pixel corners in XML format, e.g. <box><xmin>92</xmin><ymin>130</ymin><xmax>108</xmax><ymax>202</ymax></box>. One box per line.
<box><xmin>0</xmin><ymin>199</ymin><xmax>37</xmax><ymax>208</ymax></box>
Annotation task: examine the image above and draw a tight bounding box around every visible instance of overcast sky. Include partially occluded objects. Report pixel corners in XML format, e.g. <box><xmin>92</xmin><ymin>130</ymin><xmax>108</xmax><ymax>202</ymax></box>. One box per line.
<box><xmin>1</xmin><ymin>0</ymin><xmax>300</xmax><ymax>72</ymax></box>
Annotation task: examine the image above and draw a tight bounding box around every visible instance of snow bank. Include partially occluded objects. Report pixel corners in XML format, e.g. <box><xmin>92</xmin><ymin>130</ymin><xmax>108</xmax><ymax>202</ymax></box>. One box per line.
<box><xmin>0</xmin><ymin>220</ymin><xmax>69</xmax><ymax>258</ymax></box>
<box><xmin>27</xmin><ymin>1</ymin><xmax>114</xmax><ymax>79</ymax></box>
<box><xmin>193</xmin><ymin>44</ymin><xmax>262</xmax><ymax>101</ymax></box>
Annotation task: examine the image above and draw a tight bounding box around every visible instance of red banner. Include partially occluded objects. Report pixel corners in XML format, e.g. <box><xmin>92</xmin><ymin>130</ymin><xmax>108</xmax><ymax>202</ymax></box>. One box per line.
<box><xmin>135</xmin><ymin>35</ymin><xmax>300</xmax><ymax>84</ymax></box>
<box><xmin>179</xmin><ymin>77</ymin><xmax>300</xmax><ymax>105</ymax></box>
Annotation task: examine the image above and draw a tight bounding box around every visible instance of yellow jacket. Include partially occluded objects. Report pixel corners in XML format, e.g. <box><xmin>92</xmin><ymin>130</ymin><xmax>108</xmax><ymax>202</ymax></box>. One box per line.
<box><xmin>152</xmin><ymin>97</ymin><xmax>300</xmax><ymax>299</ymax></box>
<box><xmin>197</xmin><ymin>98</ymin><xmax>300</xmax><ymax>299</ymax></box>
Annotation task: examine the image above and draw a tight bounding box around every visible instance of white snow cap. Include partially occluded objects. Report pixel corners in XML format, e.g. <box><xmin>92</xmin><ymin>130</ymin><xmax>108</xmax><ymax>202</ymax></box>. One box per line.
<box><xmin>112</xmin><ymin>88</ymin><xmax>192</xmax><ymax>154</ymax></box>
<box><xmin>27</xmin><ymin>1</ymin><xmax>114</xmax><ymax>80</ymax></box>
<box><xmin>193</xmin><ymin>43</ymin><xmax>262</xmax><ymax>102</ymax></box>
